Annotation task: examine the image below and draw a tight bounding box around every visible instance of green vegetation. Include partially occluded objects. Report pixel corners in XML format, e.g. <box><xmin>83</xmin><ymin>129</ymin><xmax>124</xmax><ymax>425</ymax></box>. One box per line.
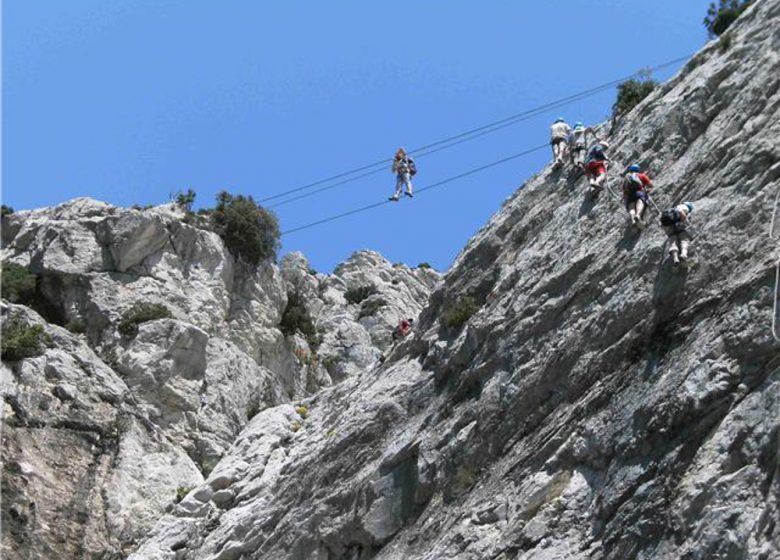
<box><xmin>613</xmin><ymin>76</ymin><xmax>657</xmax><ymax>117</ymax></box>
<box><xmin>211</xmin><ymin>191</ymin><xmax>280</xmax><ymax>265</ymax></box>
<box><xmin>66</xmin><ymin>319</ymin><xmax>86</xmax><ymax>334</ymax></box>
<box><xmin>344</xmin><ymin>284</ymin><xmax>378</xmax><ymax>305</ymax></box>
<box><xmin>175</xmin><ymin>486</ymin><xmax>192</xmax><ymax>503</ymax></box>
<box><xmin>1</xmin><ymin>204</ymin><xmax>14</xmax><ymax>217</ymax></box>
<box><xmin>417</xmin><ymin>262</ymin><xmax>433</xmax><ymax>270</ymax></box>
<box><xmin>442</xmin><ymin>296</ymin><xmax>478</xmax><ymax>331</ymax></box>
<box><xmin>1</xmin><ymin>262</ymin><xmax>38</xmax><ymax>306</ymax></box>
<box><xmin>117</xmin><ymin>302</ymin><xmax>173</xmax><ymax>337</ymax></box>
<box><xmin>174</xmin><ymin>188</ymin><xmax>197</xmax><ymax>212</ymax></box>
<box><xmin>704</xmin><ymin>0</ymin><xmax>751</xmax><ymax>37</ymax></box>
<box><xmin>719</xmin><ymin>31</ymin><xmax>733</xmax><ymax>52</ymax></box>
<box><xmin>358</xmin><ymin>297</ymin><xmax>387</xmax><ymax>319</ymax></box>
<box><xmin>1</xmin><ymin>319</ymin><xmax>48</xmax><ymax>362</ymax></box>
<box><xmin>279</xmin><ymin>291</ymin><xmax>318</xmax><ymax>350</ymax></box>
<box><xmin>131</xmin><ymin>204</ymin><xmax>154</xmax><ymax>211</ymax></box>
<box><xmin>291</xmin><ymin>420</ymin><xmax>302</xmax><ymax>432</ymax></box>
<box><xmin>295</xmin><ymin>404</ymin><xmax>309</xmax><ymax>419</ymax></box>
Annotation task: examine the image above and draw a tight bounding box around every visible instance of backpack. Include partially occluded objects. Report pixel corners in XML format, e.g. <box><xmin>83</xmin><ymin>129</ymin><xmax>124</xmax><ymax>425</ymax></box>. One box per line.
<box><xmin>587</xmin><ymin>146</ymin><xmax>605</xmax><ymax>162</ymax></box>
<box><xmin>660</xmin><ymin>208</ymin><xmax>680</xmax><ymax>227</ymax></box>
<box><xmin>625</xmin><ymin>173</ymin><xmax>643</xmax><ymax>192</ymax></box>
<box><xmin>407</xmin><ymin>158</ymin><xmax>417</xmax><ymax>176</ymax></box>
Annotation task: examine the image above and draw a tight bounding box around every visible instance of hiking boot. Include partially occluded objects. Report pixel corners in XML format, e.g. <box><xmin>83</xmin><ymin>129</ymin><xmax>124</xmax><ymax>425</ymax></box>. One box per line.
<box><xmin>405</xmin><ymin>192</ymin><xmax>413</xmax><ymax>198</ymax></box>
<box><xmin>388</xmin><ymin>195</ymin><xmax>399</xmax><ymax>202</ymax></box>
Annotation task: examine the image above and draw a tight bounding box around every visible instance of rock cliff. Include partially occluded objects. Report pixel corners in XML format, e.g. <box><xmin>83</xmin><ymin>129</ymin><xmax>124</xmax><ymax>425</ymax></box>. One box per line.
<box><xmin>3</xmin><ymin>0</ymin><xmax>780</xmax><ymax>559</ymax></box>
<box><xmin>0</xmin><ymin>200</ymin><xmax>438</xmax><ymax>559</ymax></box>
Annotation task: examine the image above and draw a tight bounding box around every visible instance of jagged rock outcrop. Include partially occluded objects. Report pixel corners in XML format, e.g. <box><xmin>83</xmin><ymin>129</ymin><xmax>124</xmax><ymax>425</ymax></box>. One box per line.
<box><xmin>126</xmin><ymin>2</ymin><xmax>780</xmax><ymax>559</ymax></box>
<box><xmin>0</xmin><ymin>201</ymin><xmax>439</xmax><ymax>558</ymax></box>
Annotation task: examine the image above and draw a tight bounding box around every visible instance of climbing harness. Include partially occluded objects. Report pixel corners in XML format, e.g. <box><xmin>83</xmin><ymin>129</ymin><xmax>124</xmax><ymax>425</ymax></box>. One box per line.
<box><xmin>263</xmin><ymin>55</ymin><xmax>693</xmax><ymax>207</ymax></box>
<box><xmin>771</xmin><ymin>189</ymin><xmax>780</xmax><ymax>342</ymax></box>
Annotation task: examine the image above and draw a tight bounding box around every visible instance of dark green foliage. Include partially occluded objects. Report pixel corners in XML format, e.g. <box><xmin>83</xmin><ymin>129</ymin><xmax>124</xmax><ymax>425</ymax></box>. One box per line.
<box><xmin>131</xmin><ymin>204</ymin><xmax>154</xmax><ymax>211</ymax></box>
<box><xmin>613</xmin><ymin>78</ymin><xmax>657</xmax><ymax>117</ymax></box>
<box><xmin>174</xmin><ymin>188</ymin><xmax>197</xmax><ymax>212</ymax></box>
<box><xmin>66</xmin><ymin>319</ymin><xmax>86</xmax><ymax>334</ymax></box>
<box><xmin>211</xmin><ymin>191</ymin><xmax>280</xmax><ymax>265</ymax></box>
<box><xmin>704</xmin><ymin>0</ymin><xmax>751</xmax><ymax>37</ymax></box>
<box><xmin>1</xmin><ymin>204</ymin><xmax>14</xmax><ymax>217</ymax></box>
<box><xmin>358</xmin><ymin>297</ymin><xmax>387</xmax><ymax>319</ymax></box>
<box><xmin>417</xmin><ymin>262</ymin><xmax>433</xmax><ymax>270</ymax></box>
<box><xmin>442</xmin><ymin>296</ymin><xmax>478</xmax><ymax>330</ymax></box>
<box><xmin>344</xmin><ymin>284</ymin><xmax>378</xmax><ymax>305</ymax></box>
<box><xmin>279</xmin><ymin>291</ymin><xmax>318</xmax><ymax>349</ymax></box>
<box><xmin>719</xmin><ymin>31</ymin><xmax>733</xmax><ymax>52</ymax></box>
<box><xmin>1</xmin><ymin>319</ymin><xmax>47</xmax><ymax>361</ymax></box>
<box><xmin>2</xmin><ymin>263</ymin><xmax>38</xmax><ymax>305</ymax></box>
<box><xmin>117</xmin><ymin>302</ymin><xmax>173</xmax><ymax>337</ymax></box>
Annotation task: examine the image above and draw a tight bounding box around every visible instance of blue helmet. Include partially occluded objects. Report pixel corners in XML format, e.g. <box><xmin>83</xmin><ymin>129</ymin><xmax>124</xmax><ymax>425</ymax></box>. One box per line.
<box><xmin>574</xmin><ymin>121</ymin><xmax>584</xmax><ymax>128</ymax></box>
<box><xmin>627</xmin><ymin>164</ymin><xmax>641</xmax><ymax>173</ymax></box>
<box><xmin>555</xmin><ymin>117</ymin><xmax>565</xmax><ymax>123</ymax></box>
<box><xmin>685</xmin><ymin>202</ymin><xmax>694</xmax><ymax>212</ymax></box>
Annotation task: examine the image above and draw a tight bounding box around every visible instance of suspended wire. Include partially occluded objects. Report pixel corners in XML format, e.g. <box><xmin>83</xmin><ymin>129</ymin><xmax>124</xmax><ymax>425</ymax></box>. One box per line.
<box><xmin>281</xmin><ymin>143</ymin><xmax>548</xmax><ymax>236</ymax></box>
<box><xmin>269</xmin><ymin>79</ymin><xmax>619</xmax><ymax>210</ymax></box>
<box><xmin>262</xmin><ymin>54</ymin><xmax>692</xmax><ymax>206</ymax></box>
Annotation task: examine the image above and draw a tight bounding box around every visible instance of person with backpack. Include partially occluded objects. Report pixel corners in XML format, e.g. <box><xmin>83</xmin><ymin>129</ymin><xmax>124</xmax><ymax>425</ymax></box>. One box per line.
<box><xmin>550</xmin><ymin>118</ymin><xmax>572</xmax><ymax>167</ymax></box>
<box><xmin>660</xmin><ymin>202</ymin><xmax>694</xmax><ymax>264</ymax></box>
<box><xmin>392</xmin><ymin>318</ymin><xmax>414</xmax><ymax>341</ymax></box>
<box><xmin>568</xmin><ymin>122</ymin><xmax>590</xmax><ymax>168</ymax></box>
<box><xmin>621</xmin><ymin>164</ymin><xmax>654</xmax><ymax>227</ymax></box>
<box><xmin>389</xmin><ymin>148</ymin><xmax>416</xmax><ymax>201</ymax></box>
<box><xmin>584</xmin><ymin>140</ymin><xmax>610</xmax><ymax>197</ymax></box>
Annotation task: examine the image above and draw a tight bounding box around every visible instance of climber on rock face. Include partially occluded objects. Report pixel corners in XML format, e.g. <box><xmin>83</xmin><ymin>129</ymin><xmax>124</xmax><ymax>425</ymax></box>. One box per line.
<box><xmin>392</xmin><ymin>318</ymin><xmax>414</xmax><ymax>341</ymax></box>
<box><xmin>389</xmin><ymin>148</ymin><xmax>416</xmax><ymax>201</ymax></box>
<box><xmin>584</xmin><ymin>140</ymin><xmax>610</xmax><ymax>198</ymax></box>
<box><xmin>550</xmin><ymin>118</ymin><xmax>572</xmax><ymax>168</ymax></box>
<box><xmin>622</xmin><ymin>164</ymin><xmax>654</xmax><ymax>227</ymax></box>
<box><xmin>660</xmin><ymin>202</ymin><xmax>694</xmax><ymax>264</ymax></box>
<box><xmin>568</xmin><ymin>122</ymin><xmax>590</xmax><ymax>168</ymax></box>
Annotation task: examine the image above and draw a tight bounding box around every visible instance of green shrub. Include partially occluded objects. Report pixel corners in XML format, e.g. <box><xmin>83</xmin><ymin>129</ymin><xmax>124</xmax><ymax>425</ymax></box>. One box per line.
<box><xmin>358</xmin><ymin>297</ymin><xmax>387</xmax><ymax>319</ymax></box>
<box><xmin>344</xmin><ymin>284</ymin><xmax>378</xmax><ymax>305</ymax></box>
<box><xmin>1</xmin><ymin>320</ymin><xmax>47</xmax><ymax>362</ymax></box>
<box><xmin>174</xmin><ymin>188</ymin><xmax>197</xmax><ymax>213</ymax></box>
<box><xmin>704</xmin><ymin>0</ymin><xmax>751</xmax><ymax>37</ymax></box>
<box><xmin>442</xmin><ymin>296</ymin><xmax>478</xmax><ymax>331</ymax></box>
<box><xmin>295</xmin><ymin>405</ymin><xmax>309</xmax><ymax>419</ymax></box>
<box><xmin>612</xmin><ymin>77</ymin><xmax>657</xmax><ymax>117</ymax></box>
<box><xmin>117</xmin><ymin>302</ymin><xmax>173</xmax><ymax>337</ymax></box>
<box><xmin>719</xmin><ymin>31</ymin><xmax>733</xmax><ymax>52</ymax></box>
<box><xmin>66</xmin><ymin>319</ymin><xmax>86</xmax><ymax>334</ymax></box>
<box><xmin>417</xmin><ymin>262</ymin><xmax>433</xmax><ymax>269</ymax></box>
<box><xmin>175</xmin><ymin>486</ymin><xmax>192</xmax><ymax>503</ymax></box>
<box><xmin>1</xmin><ymin>263</ymin><xmax>38</xmax><ymax>305</ymax></box>
<box><xmin>131</xmin><ymin>204</ymin><xmax>154</xmax><ymax>211</ymax></box>
<box><xmin>279</xmin><ymin>291</ymin><xmax>318</xmax><ymax>349</ymax></box>
<box><xmin>211</xmin><ymin>191</ymin><xmax>280</xmax><ymax>265</ymax></box>
<box><xmin>1</xmin><ymin>204</ymin><xmax>14</xmax><ymax>217</ymax></box>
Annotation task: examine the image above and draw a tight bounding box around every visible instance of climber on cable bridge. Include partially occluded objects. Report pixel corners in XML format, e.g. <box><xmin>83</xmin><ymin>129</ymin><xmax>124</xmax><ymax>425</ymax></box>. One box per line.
<box><xmin>550</xmin><ymin>117</ymin><xmax>572</xmax><ymax>168</ymax></box>
<box><xmin>584</xmin><ymin>139</ymin><xmax>610</xmax><ymax>198</ymax></box>
<box><xmin>389</xmin><ymin>148</ymin><xmax>416</xmax><ymax>201</ymax></box>
<box><xmin>660</xmin><ymin>202</ymin><xmax>694</xmax><ymax>265</ymax></box>
<box><xmin>622</xmin><ymin>164</ymin><xmax>654</xmax><ymax>228</ymax></box>
<box><xmin>392</xmin><ymin>318</ymin><xmax>414</xmax><ymax>342</ymax></box>
<box><xmin>568</xmin><ymin>122</ymin><xmax>591</xmax><ymax>168</ymax></box>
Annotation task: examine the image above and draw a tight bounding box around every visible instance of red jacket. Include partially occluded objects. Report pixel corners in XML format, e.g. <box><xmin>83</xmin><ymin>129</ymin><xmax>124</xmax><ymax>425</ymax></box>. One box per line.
<box><xmin>622</xmin><ymin>173</ymin><xmax>652</xmax><ymax>195</ymax></box>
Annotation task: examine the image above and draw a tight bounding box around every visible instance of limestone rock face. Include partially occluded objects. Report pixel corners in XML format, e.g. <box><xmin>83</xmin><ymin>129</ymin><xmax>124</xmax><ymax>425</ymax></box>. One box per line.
<box><xmin>1</xmin><ymin>202</ymin><xmax>439</xmax><ymax>557</ymax></box>
<box><xmin>126</xmin><ymin>2</ymin><xmax>779</xmax><ymax>559</ymax></box>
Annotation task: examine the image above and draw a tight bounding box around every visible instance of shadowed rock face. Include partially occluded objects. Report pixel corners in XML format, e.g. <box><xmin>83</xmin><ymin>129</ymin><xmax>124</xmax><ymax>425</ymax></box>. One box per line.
<box><xmin>4</xmin><ymin>2</ymin><xmax>780</xmax><ymax>559</ymax></box>
<box><xmin>0</xmin><ymin>202</ymin><xmax>438</xmax><ymax>558</ymax></box>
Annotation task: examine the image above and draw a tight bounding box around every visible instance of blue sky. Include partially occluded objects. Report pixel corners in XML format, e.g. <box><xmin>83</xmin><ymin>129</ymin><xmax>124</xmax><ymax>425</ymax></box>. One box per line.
<box><xmin>3</xmin><ymin>0</ymin><xmax>713</xmax><ymax>272</ymax></box>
